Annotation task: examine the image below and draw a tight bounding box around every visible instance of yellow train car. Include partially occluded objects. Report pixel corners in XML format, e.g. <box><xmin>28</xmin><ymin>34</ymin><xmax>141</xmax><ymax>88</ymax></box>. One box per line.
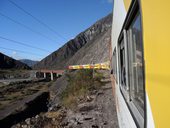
<box><xmin>111</xmin><ymin>0</ymin><xmax>170</xmax><ymax>127</ymax></box>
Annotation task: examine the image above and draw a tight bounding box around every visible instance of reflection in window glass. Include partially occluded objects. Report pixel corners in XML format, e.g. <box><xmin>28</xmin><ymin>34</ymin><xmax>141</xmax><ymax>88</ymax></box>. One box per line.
<box><xmin>128</xmin><ymin>12</ymin><xmax>144</xmax><ymax>116</ymax></box>
<box><xmin>119</xmin><ymin>39</ymin><xmax>126</xmax><ymax>89</ymax></box>
<box><xmin>112</xmin><ymin>49</ymin><xmax>117</xmax><ymax>82</ymax></box>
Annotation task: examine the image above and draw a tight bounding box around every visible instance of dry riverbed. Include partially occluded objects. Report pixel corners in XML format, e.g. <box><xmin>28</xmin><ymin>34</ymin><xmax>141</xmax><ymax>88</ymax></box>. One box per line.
<box><xmin>0</xmin><ymin>79</ymin><xmax>52</xmax><ymax>111</ymax></box>
<box><xmin>0</xmin><ymin>79</ymin><xmax>54</xmax><ymax>128</ymax></box>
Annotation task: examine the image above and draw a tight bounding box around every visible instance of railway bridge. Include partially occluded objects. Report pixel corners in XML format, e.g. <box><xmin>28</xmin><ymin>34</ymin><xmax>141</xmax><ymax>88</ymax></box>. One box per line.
<box><xmin>33</xmin><ymin>62</ymin><xmax>110</xmax><ymax>81</ymax></box>
<box><xmin>35</xmin><ymin>70</ymin><xmax>65</xmax><ymax>80</ymax></box>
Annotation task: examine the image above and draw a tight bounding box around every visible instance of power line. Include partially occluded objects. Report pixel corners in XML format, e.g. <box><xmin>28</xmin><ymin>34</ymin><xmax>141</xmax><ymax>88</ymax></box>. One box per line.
<box><xmin>0</xmin><ymin>35</ymin><xmax>50</xmax><ymax>53</ymax></box>
<box><xmin>8</xmin><ymin>0</ymin><xmax>67</xmax><ymax>41</ymax></box>
<box><xmin>0</xmin><ymin>46</ymin><xmax>44</xmax><ymax>57</ymax></box>
<box><xmin>0</xmin><ymin>12</ymin><xmax>58</xmax><ymax>43</ymax></box>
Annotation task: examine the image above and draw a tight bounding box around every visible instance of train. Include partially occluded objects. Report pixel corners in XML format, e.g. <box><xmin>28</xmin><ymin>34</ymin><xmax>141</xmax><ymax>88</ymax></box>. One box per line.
<box><xmin>110</xmin><ymin>0</ymin><xmax>170</xmax><ymax>127</ymax></box>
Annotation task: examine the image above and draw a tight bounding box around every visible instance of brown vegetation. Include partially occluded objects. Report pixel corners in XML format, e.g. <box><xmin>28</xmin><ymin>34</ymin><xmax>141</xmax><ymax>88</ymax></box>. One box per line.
<box><xmin>0</xmin><ymin>80</ymin><xmax>53</xmax><ymax>110</ymax></box>
<box><xmin>60</xmin><ymin>69</ymin><xmax>105</xmax><ymax>109</ymax></box>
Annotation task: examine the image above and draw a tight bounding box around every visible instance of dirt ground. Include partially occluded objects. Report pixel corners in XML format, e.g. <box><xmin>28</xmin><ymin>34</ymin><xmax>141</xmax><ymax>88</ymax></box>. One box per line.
<box><xmin>60</xmin><ymin>82</ymin><xmax>119</xmax><ymax>128</ymax></box>
<box><xmin>0</xmin><ymin>80</ymin><xmax>52</xmax><ymax>120</ymax></box>
<box><xmin>11</xmin><ymin>71</ymin><xmax>119</xmax><ymax>128</ymax></box>
<box><xmin>49</xmin><ymin>71</ymin><xmax>119</xmax><ymax>128</ymax></box>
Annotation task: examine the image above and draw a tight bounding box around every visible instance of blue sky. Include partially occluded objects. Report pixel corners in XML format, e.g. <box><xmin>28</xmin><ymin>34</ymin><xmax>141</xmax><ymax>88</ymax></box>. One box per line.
<box><xmin>0</xmin><ymin>0</ymin><xmax>113</xmax><ymax>61</ymax></box>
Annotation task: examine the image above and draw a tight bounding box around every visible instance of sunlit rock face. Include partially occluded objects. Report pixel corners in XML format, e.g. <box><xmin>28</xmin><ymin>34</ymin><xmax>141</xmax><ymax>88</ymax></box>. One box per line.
<box><xmin>33</xmin><ymin>13</ymin><xmax>112</xmax><ymax>70</ymax></box>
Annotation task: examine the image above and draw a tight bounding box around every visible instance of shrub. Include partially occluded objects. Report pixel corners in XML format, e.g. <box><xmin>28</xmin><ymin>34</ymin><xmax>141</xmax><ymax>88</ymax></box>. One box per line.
<box><xmin>60</xmin><ymin>69</ymin><xmax>104</xmax><ymax>108</ymax></box>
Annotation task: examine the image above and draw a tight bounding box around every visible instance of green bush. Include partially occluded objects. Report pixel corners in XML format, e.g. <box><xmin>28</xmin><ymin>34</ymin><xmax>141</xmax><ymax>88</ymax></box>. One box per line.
<box><xmin>61</xmin><ymin>69</ymin><xmax>104</xmax><ymax>108</ymax></box>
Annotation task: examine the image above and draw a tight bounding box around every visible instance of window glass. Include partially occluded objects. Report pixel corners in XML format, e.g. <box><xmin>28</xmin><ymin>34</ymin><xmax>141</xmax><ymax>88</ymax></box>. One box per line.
<box><xmin>112</xmin><ymin>49</ymin><xmax>117</xmax><ymax>81</ymax></box>
<box><xmin>118</xmin><ymin>5</ymin><xmax>145</xmax><ymax>127</ymax></box>
<box><xmin>128</xmin><ymin>12</ymin><xmax>144</xmax><ymax>116</ymax></box>
<box><xmin>119</xmin><ymin>39</ymin><xmax>127</xmax><ymax>89</ymax></box>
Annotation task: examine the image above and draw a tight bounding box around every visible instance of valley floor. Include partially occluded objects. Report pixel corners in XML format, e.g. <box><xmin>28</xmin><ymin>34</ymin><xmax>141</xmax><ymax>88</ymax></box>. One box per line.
<box><xmin>12</xmin><ymin>71</ymin><xmax>119</xmax><ymax>128</ymax></box>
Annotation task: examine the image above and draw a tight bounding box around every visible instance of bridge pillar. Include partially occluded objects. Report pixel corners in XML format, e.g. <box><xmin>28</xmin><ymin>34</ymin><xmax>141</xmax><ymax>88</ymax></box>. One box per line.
<box><xmin>34</xmin><ymin>71</ymin><xmax>37</xmax><ymax>78</ymax></box>
<box><xmin>43</xmin><ymin>72</ymin><xmax>46</xmax><ymax>79</ymax></box>
<box><xmin>56</xmin><ymin>73</ymin><xmax>59</xmax><ymax>77</ymax></box>
<box><xmin>50</xmin><ymin>72</ymin><xmax>54</xmax><ymax>81</ymax></box>
<box><xmin>33</xmin><ymin>72</ymin><xmax>39</xmax><ymax>78</ymax></box>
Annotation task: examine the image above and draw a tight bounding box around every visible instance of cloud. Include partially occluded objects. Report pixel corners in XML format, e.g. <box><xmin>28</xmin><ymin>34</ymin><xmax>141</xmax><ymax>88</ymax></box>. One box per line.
<box><xmin>12</xmin><ymin>51</ymin><xmax>17</xmax><ymax>56</ymax></box>
<box><xmin>11</xmin><ymin>51</ymin><xmax>20</xmax><ymax>59</ymax></box>
<box><xmin>107</xmin><ymin>0</ymin><xmax>113</xmax><ymax>4</ymax></box>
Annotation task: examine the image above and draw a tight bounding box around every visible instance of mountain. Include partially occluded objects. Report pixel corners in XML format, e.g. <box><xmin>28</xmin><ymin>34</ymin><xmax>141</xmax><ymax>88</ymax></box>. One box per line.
<box><xmin>19</xmin><ymin>59</ymin><xmax>39</xmax><ymax>67</ymax></box>
<box><xmin>33</xmin><ymin>13</ymin><xmax>112</xmax><ymax>70</ymax></box>
<box><xmin>0</xmin><ymin>52</ymin><xmax>31</xmax><ymax>70</ymax></box>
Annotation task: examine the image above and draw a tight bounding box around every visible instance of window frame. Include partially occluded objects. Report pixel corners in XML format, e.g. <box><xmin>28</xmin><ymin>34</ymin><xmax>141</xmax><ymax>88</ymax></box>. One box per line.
<box><xmin>118</xmin><ymin>36</ymin><xmax>130</xmax><ymax>101</ymax></box>
<box><xmin>127</xmin><ymin>12</ymin><xmax>145</xmax><ymax>117</ymax></box>
<box><xmin>117</xmin><ymin>0</ymin><xmax>146</xmax><ymax>128</ymax></box>
<box><xmin>112</xmin><ymin>48</ymin><xmax>118</xmax><ymax>83</ymax></box>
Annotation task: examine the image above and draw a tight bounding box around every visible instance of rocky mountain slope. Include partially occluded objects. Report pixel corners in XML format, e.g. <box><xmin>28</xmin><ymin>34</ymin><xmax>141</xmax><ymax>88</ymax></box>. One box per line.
<box><xmin>33</xmin><ymin>13</ymin><xmax>112</xmax><ymax>70</ymax></box>
<box><xmin>19</xmin><ymin>59</ymin><xmax>39</xmax><ymax>67</ymax></box>
<box><xmin>0</xmin><ymin>52</ymin><xmax>31</xmax><ymax>70</ymax></box>
<box><xmin>6</xmin><ymin>13</ymin><xmax>119</xmax><ymax>128</ymax></box>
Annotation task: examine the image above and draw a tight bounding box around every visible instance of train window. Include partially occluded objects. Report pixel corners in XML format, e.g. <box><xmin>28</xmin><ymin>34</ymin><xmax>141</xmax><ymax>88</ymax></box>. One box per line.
<box><xmin>112</xmin><ymin>49</ymin><xmax>117</xmax><ymax>82</ymax></box>
<box><xmin>118</xmin><ymin>3</ymin><xmax>145</xmax><ymax>127</ymax></box>
<box><xmin>119</xmin><ymin>39</ymin><xmax>126</xmax><ymax>87</ymax></box>
<box><xmin>127</xmin><ymin>10</ymin><xmax>145</xmax><ymax>127</ymax></box>
<box><xmin>128</xmin><ymin>11</ymin><xmax>144</xmax><ymax>115</ymax></box>
<box><xmin>118</xmin><ymin>38</ymin><xmax>130</xmax><ymax>101</ymax></box>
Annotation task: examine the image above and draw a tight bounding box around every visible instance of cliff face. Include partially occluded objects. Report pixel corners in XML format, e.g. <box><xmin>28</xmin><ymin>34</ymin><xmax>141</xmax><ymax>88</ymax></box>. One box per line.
<box><xmin>0</xmin><ymin>52</ymin><xmax>31</xmax><ymax>70</ymax></box>
<box><xmin>33</xmin><ymin>13</ymin><xmax>112</xmax><ymax>70</ymax></box>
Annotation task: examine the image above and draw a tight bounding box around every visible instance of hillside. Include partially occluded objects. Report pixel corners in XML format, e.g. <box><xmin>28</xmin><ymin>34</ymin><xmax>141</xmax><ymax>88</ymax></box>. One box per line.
<box><xmin>3</xmin><ymin>13</ymin><xmax>119</xmax><ymax>128</ymax></box>
<box><xmin>0</xmin><ymin>52</ymin><xmax>31</xmax><ymax>70</ymax></box>
<box><xmin>33</xmin><ymin>13</ymin><xmax>112</xmax><ymax>70</ymax></box>
<box><xmin>19</xmin><ymin>59</ymin><xmax>39</xmax><ymax>67</ymax></box>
